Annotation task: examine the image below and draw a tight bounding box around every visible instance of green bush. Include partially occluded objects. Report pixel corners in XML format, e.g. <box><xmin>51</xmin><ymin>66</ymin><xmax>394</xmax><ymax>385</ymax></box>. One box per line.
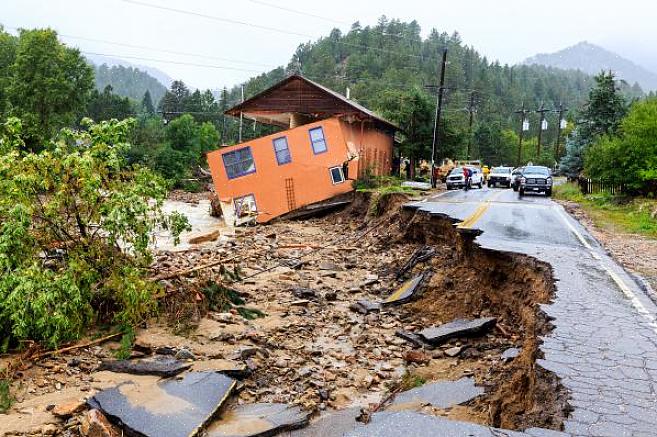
<box><xmin>0</xmin><ymin>117</ymin><xmax>189</xmax><ymax>350</ymax></box>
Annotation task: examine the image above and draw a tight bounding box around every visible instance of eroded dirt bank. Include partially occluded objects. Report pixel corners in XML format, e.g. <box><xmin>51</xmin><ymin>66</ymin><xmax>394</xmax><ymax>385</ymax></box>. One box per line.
<box><xmin>1</xmin><ymin>192</ymin><xmax>570</xmax><ymax>436</ymax></box>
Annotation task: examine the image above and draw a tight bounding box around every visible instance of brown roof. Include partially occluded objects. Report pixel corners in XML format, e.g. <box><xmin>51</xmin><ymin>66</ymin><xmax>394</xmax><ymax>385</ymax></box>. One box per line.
<box><xmin>226</xmin><ymin>75</ymin><xmax>397</xmax><ymax>131</ymax></box>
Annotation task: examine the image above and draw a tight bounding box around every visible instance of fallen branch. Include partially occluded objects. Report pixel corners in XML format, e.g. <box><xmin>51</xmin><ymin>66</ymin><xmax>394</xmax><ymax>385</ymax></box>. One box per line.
<box><xmin>153</xmin><ymin>255</ymin><xmax>240</xmax><ymax>281</ymax></box>
<box><xmin>29</xmin><ymin>332</ymin><xmax>122</xmax><ymax>361</ymax></box>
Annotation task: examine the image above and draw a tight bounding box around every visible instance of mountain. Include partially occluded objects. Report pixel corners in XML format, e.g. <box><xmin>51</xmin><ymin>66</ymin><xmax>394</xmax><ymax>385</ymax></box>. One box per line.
<box><xmin>85</xmin><ymin>54</ymin><xmax>174</xmax><ymax>88</ymax></box>
<box><xmin>90</xmin><ymin>62</ymin><xmax>168</xmax><ymax>105</ymax></box>
<box><xmin>523</xmin><ymin>42</ymin><xmax>657</xmax><ymax>91</ymax></box>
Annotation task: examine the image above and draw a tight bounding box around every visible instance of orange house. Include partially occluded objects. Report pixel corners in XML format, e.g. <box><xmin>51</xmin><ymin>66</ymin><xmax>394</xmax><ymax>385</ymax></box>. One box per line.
<box><xmin>206</xmin><ymin>75</ymin><xmax>397</xmax><ymax>224</ymax></box>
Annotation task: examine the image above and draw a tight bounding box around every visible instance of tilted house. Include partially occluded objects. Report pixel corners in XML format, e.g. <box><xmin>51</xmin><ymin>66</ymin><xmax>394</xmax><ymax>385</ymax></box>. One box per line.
<box><xmin>206</xmin><ymin>75</ymin><xmax>397</xmax><ymax>224</ymax></box>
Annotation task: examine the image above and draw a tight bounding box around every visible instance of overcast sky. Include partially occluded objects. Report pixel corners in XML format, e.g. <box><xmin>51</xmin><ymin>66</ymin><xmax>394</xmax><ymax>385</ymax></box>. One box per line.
<box><xmin>3</xmin><ymin>0</ymin><xmax>656</xmax><ymax>90</ymax></box>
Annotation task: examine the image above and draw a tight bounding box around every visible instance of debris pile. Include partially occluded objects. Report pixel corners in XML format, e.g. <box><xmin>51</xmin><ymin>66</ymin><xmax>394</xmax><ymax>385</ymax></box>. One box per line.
<box><xmin>0</xmin><ymin>191</ymin><xmax>569</xmax><ymax>436</ymax></box>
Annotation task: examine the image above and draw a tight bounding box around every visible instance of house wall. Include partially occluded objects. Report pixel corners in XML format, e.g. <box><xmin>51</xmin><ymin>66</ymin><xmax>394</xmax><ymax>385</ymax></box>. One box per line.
<box><xmin>207</xmin><ymin>117</ymin><xmax>360</xmax><ymax>223</ymax></box>
<box><xmin>339</xmin><ymin>120</ymin><xmax>395</xmax><ymax>178</ymax></box>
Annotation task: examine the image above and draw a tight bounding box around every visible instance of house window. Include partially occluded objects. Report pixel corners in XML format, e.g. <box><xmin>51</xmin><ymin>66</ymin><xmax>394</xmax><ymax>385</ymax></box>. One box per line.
<box><xmin>234</xmin><ymin>194</ymin><xmax>257</xmax><ymax>218</ymax></box>
<box><xmin>309</xmin><ymin>127</ymin><xmax>327</xmax><ymax>154</ymax></box>
<box><xmin>273</xmin><ymin>137</ymin><xmax>291</xmax><ymax>165</ymax></box>
<box><xmin>222</xmin><ymin>147</ymin><xmax>255</xmax><ymax>179</ymax></box>
<box><xmin>330</xmin><ymin>166</ymin><xmax>345</xmax><ymax>184</ymax></box>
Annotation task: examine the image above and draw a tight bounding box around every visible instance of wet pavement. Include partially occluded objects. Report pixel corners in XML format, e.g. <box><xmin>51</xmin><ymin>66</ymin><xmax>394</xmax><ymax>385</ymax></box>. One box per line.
<box><xmin>407</xmin><ymin>187</ymin><xmax>657</xmax><ymax>436</ymax></box>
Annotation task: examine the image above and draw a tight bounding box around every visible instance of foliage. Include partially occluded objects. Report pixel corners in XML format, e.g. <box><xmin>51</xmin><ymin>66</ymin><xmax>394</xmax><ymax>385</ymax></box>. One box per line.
<box><xmin>151</xmin><ymin>114</ymin><xmax>219</xmax><ymax>184</ymax></box>
<box><xmin>0</xmin><ymin>117</ymin><xmax>189</xmax><ymax>349</ymax></box>
<box><xmin>221</xmin><ymin>19</ymin><xmax>640</xmax><ymax>162</ymax></box>
<box><xmin>87</xmin><ymin>85</ymin><xmax>135</xmax><ymax>122</ymax></box>
<box><xmin>0</xmin><ymin>376</ymin><xmax>11</xmax><ymax>413</ymax></box>
<box><xmin>115</xmin><ymin>325</ymin><xmax>136</xmax><ymax>360</ymax></box>
<box><xmin>561</xmin><ymin>71</ymin><xmax>627</xmax><ymax>177</ymax></box>
<box><xmin>585</xmin><ymin>98</ymin><xmax>657</xmax><ymax>193</ymax></box>
<box><xmin>552</xmin><ymin>182</ymin><xmax>586</xmax><ymax>202</ymax></box>
<box><xmin>0</xmin><ymin>26</ymin><xmax>17</xmax><ymax>119</ymax></box>
<box><xmin>94</xmin><ymin>63</ymin><xmax>167</xmax><ymax>105</ymax></box>
<box><xmin>141</xmin><ymin>90</ymin><xmax>155</xmax><ymax>114</ymax></box>
<box><xmin>5</xmin><ymin>28</ymin><xmax>94</xmax><ymax>149</ymax></box>
<box><xmin>201</xmin><ymin>276</ymin><xmax>265</xmax><ymax>320</ymax></box>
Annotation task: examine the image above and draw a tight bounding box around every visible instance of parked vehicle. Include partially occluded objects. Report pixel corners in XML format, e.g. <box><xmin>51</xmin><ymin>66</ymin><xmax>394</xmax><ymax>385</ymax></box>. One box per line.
<box><xmin>488</xmin><ymin>166</ymin><xmax>513</xmax><ymax>188</ymax></box>
<box><xmin>446</xmin><ymin>166</ymin><xmax>484</xmax><ymax>190</ymax></box>
<box><xmin>511</xmin><ymin>167</ymin><xmax>525</xmax><ymax>191</ymax></box>
<box><xmin>519</xmin><ymin>166</ymin><xmax>553</xmax><ymax>196</ymax></box>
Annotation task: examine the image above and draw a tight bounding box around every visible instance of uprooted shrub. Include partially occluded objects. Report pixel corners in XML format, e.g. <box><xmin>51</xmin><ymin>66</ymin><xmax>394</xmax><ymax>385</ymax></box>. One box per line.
<box><xmin>0</xmin><ymin>117</ymin><xmax>190</xmax><ymax>351</ymax></box>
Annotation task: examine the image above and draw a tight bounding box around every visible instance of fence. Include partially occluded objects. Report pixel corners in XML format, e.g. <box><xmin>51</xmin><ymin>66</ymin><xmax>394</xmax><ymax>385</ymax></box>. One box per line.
<box><xmin>578</xmin><ymin>177</ymin><xmax>625</xmax><ymax>195</ymax></box>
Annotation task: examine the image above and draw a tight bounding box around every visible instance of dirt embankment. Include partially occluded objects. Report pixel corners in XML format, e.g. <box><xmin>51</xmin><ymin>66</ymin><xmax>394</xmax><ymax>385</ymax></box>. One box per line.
<box><xmin>398</xmin><ymin>207</ymin><xmax>570</xmax><ymax>430</ymax></box>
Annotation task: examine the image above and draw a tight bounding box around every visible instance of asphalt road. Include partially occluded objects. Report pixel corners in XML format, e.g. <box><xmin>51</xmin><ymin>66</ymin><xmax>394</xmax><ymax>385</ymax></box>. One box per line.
<box><xmin>406</xmin><ymin>186</ymin><xmax>657</xmax><ymax>436</ymax></box>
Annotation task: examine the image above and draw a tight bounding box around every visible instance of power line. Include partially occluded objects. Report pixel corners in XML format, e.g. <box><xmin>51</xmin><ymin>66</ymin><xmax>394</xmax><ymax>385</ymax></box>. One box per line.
<box><xmin>3</xmin><ymin>25</ymin><xmax>279</xmax><ymax>69</ymax></box>
<box><xmin>117</xmin><ymin>0</ymin><xmax>430</xmax><ymax>60</ymax></box>
<box><xmin>245</xmin><ymin>0</ymin><xmax>350</xmax><ymax>25</ymax></box>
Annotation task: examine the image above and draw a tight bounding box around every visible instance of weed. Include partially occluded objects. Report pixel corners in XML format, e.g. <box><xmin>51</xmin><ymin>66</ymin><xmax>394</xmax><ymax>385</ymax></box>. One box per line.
<box><xmin>400</xmin><ymin>370</ymin><xmax>426</xmax><ymax>390</ymax></box>
<box><xmin>201</xmin><ymin>281</ymin><xmax>265</xmax><ymax>319</ymax></box>
<box><xmin>115</xmin><ymin>325</ymin><xmax>136</xmax><ymax>360</ymax></box>
<box><xmin>0</xmin><ymin>376</ymin><xmax>12</xmax><ymax>413</ymax></box>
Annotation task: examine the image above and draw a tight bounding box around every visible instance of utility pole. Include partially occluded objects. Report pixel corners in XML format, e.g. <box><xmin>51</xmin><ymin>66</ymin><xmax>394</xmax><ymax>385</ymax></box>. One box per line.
<box><xmin>514</xmin><ymin>103</ymin><xmax>529</xmax><ymax>166</ymax></box>
<box><xmin>536</xmin><ymin>103</ymin><xmax>550</xmax><ymax>158</ymax></box>
<box><xmin>238</xmin><ymin>85</ymin><xmax>245</xmax><ymax>143</ymax></box>
<box><xmin>466</xmin><ymin>91</ymin><xmax>477</xmax><ymax>160</ymax></box>
<box><xmin>554</xmin><ymin>103</ymin><xmax>568</xmax><ymax>160</ymax></box>
<box><xmin>430</xmin><ymin>48</ymin><xmax>448</xmax><ymax>188</ymax></box>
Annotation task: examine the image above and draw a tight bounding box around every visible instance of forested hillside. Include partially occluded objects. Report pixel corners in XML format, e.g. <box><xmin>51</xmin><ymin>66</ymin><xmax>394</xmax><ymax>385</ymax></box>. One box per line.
<box><xmin>221</xmin><ymin>18</ymin><xmax>643</xmax><ymax>166</ymax></box>
<box><xmin>93</xmin><ymin>63</ymin><xmax>167</xmax><ymax>105</ymax></box>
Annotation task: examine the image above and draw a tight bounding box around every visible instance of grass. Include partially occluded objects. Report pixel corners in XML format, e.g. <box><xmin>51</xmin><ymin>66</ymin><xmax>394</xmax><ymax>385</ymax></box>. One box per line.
<box><xmin>400</xmin><ymin>371</ymin><xmax>426</xmax><ymax>390</ymax></box>
<box><xmin>554</xmin><ymin>182</ymin><xmax>657</xmax><ymax>237</ymax></box>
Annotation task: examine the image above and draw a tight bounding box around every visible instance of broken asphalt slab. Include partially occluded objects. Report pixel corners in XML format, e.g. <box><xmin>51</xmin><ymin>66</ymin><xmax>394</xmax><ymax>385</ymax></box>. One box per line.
<box><xmin>382</xmin><ymin>273</ymin><xmax>426</xmax><ymax>305</ymax></box>
<box><xmin>344</xmin><ymin>411</ymin><xmax>567</xmax><ymax>437</ymax></box>
<box><xmin>387</xmin><ymin>377</ymin><xmax>483</xmax><ymax>411</ymax></box>
<box><xmin>98</xmin><ymin>356</ymin><xmax>192</xmax><ymax>377</ymax></box>
<box><xmin>206</xmin><ymin>403</ymin><xmax>311</xmax><ymax>437</ymax></box>
<box><xmin>88</xmin><ymin>371</ymin><xmax>236</xmax><ymax>437</ymax></box>
<box><xmin>348</xmin><ymin>299</ymin><xmax>381</xmax><ymax>315</ymax></box>
<box><xmin>418</xmin><ymin>317</ymin><xmax>497</xmax><ymax>345</ymax></box>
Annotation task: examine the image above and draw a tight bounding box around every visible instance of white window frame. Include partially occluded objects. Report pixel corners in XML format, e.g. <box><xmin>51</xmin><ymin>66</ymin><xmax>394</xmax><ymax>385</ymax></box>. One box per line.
<box><xmin>329</xmin><ymin>166</ymin><xmax>345</xmax><ymax>184</ymax></box>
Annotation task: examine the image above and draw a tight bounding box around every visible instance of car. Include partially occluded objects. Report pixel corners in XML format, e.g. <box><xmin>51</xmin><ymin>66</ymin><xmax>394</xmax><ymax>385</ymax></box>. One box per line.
<box><xmin>511</xmin><ymin>167</ymin><xmax>525</xmax><ymax>191</ymax></box>
<box><xmin>488</xmin><ymin>166</ymin><xmax>513</xmax><ymax>188</ymax></box>
<box><xmin>446</xmin><ymin>166</ymin><xmax>484</xmax><ymax>190</ymax></box>
<box><xmin>519</xmin><ymin>165</ymin><xmax>553</xmax><ymax>196</ymax></box>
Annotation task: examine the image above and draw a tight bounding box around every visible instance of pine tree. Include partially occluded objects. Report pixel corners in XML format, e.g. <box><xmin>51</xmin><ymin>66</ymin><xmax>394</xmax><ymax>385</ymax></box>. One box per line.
<box><xmin>141</xmin><ymin>90</ymin><xmax>155</xmax><ymax>114</ymax></box>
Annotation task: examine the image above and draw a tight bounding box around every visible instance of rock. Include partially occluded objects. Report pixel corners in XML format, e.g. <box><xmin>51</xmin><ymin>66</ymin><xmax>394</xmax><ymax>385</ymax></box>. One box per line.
<box><xmin>318</xmin><ymin>261</ymin><xmax>341</xmax><ymax>271</ymax></box>
<box><xmin>444</xmin><ymin>346</ymin><xmax>464</xmax><ymax>357</ymax></box>
<box><xmin>501</xmin><ymin>347</ymin><xmax>520</xmax><ymax>362</ymax></box>
<box><xmin>291</xmin><ymin>299</ymin><xmax>311</xmax><ymax>306</ymax></box>
<box><xmin>175</xmin><ymin>348</ymin><xmax>196</xmax><ymax>360</ymax></box>
<box><xmin>292</xmin><ymin>287</ymin><xmax>318</xmax><ymax>299</ymax></box>
<box><xmin>98</xmin><ymin>356</ymin><xmax>192</xmax><ymax>377</ymax></box>
<box><xmin>52</xmin><ymin>399</ymin><xmax>86</xmax><ymax>417</ymax></box>
<box><xmin>79</xmin><ymin>409</ymin><xmax>118</xmax><ymax>437</ymax></box>
<box><xmin>418</xmin><ymin>317</ymin><xmax>497</xmax><ymax>346</ymax></box>
<box><xmin>188</xmin><ymin>230</ymin><xmax>220</xmax><ymax>245</ymax></box>
<box><xmin>402</xmin><ymin>350</ymin><xmax>431</xmax><ymax>364</ymax></box>
<box><xmin>348</xmin><ymin>300</ymin><xmax>381</xmax><ymax>315</ymax></box>
<box><xmin>324</xmin><ymin>291</ymin><xmax>338</xmax><ymax>301</ymax></box>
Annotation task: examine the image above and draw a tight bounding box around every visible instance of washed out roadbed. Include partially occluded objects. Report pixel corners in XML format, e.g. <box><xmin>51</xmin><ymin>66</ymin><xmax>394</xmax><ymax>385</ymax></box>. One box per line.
<box><xmin>1</xmin><ymin>192</ymin><xmax>569</xmax><ymax>436</ymax></box>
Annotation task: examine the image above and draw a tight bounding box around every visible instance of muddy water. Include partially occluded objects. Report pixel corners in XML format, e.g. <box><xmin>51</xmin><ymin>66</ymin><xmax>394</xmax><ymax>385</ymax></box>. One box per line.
<box><xmin>154</xmin><ymin>200</ymin><xmax>227</xmax><ymax>252</ymax></box>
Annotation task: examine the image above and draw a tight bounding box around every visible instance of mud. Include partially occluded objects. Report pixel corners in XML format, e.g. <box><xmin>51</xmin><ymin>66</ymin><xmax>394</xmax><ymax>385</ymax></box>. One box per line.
<box><xmin>0</xmin><ymin>190</ymin><xmax>570</xmax><ymax>436</ymax></box>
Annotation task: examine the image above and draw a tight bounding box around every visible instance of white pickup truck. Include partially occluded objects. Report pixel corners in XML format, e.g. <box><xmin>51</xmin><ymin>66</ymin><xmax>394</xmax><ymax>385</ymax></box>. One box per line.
<box><xmin>488</xmin><ymin>166</ymin><xmax>513</xmax><ymax>188</ymax></box>
<box><xmin>446</xmin><ymin>166</ymin><xmax>484</xmax><ymax>190</ymax></box>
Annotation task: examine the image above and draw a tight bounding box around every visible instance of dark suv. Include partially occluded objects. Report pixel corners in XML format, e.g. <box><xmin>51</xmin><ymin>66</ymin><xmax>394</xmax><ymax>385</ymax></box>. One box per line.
<box><xmin>519</xmin><ymin>166</ymin><xmax>553</xmax><ymax>196</ymax></box>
